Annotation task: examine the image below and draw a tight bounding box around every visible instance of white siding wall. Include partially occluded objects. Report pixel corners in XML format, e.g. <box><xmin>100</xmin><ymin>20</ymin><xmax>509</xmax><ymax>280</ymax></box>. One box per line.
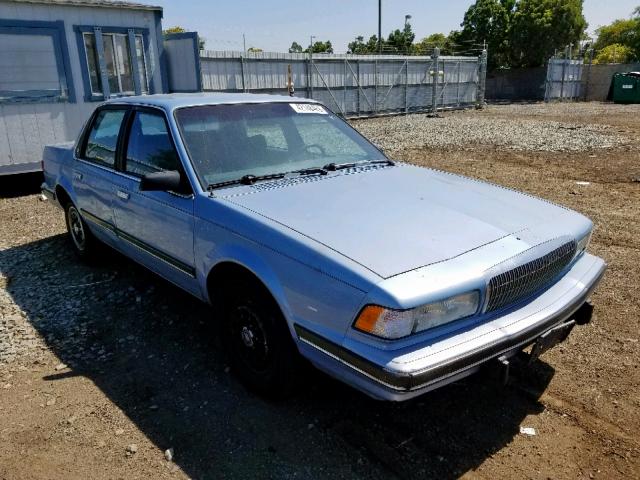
<box><xmin>0</xmin><ymin>1</ymin><xmax>164</xmax><ymax>173</ymax></box>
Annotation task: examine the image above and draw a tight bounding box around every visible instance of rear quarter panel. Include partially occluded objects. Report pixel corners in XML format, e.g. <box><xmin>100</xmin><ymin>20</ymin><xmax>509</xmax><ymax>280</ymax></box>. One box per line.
<box><xmin>42</xmin><ymin>142</ymin><xmax>75</xmax><ymax>201</ymax></box>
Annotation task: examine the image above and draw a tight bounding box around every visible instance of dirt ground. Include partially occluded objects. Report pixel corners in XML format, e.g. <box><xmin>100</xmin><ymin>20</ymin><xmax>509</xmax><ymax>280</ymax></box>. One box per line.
<box><xmin>1</xmin><ymin>103</ymin><xmax>639</xmax><ymax>480</ymax></box>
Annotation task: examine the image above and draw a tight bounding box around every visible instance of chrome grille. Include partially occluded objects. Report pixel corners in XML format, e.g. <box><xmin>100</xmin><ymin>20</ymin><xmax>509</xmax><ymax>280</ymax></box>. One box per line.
<box><xmin>485</xmin><ymin>240</ymin><xmax>577</xmax><ymax>313</ymax></box>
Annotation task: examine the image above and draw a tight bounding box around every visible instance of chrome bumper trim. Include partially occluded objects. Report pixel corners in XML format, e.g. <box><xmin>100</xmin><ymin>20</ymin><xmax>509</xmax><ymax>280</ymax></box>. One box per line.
<box><xmin>295</xmin><ymin>259</ymin><xmax>606</xmax><ymax>393</ymax></box>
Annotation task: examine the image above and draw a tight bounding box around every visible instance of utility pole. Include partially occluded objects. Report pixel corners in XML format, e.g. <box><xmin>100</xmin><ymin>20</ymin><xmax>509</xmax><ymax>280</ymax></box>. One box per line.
<box><xmin>243</xmin><ymin>33</ymin><xmax>246</xmax><ymax>53</ymax></box>
<box><xmin>378</xmin><ymin>0</ymin><xmax>382</xmax><ymax>54</ymax></box>
<box><xmin>309</xmin><ymin>35</ymin><xmax>315</xmax><ymax>99</ymax></box>
<box><xmin>404</xmin><ymin>14</ymin><xmax>412</xmax><ymax>55</ymax></box>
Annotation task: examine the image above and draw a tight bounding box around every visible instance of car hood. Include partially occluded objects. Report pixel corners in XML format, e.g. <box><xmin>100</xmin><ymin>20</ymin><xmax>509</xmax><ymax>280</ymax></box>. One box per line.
<box><xmin>221</xmin><ymin>164</ymin><xmax>576</xmax><ymax>279</ymax></box>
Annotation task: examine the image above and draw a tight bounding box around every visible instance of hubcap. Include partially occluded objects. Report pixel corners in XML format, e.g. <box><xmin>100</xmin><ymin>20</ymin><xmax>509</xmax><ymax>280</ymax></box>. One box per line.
<box><xmin>240</xmin><ymin>326</ymin><xmax>255</xmax><ymax>347</ymax></box>
<box><xmin>232</xmin><ymin>305</ymin><xmax>270</xmax><ymax>373</ymax></box>
<box><xmin>68</xmin><ymin>207</ymin><xmax>86</xmax><ymax>251</ymax></box>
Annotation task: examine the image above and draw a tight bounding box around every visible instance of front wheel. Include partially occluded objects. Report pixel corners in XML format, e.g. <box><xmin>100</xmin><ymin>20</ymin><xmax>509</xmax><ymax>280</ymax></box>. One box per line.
<box><xmin>221</xmin><ymin>279</ymin><xmax>299</xmax><ymax>398</ymax></box>
<box><xmin>64</xmin><ymin>202</ymin><xmax>99</xmax><ymax>261</ymax></box>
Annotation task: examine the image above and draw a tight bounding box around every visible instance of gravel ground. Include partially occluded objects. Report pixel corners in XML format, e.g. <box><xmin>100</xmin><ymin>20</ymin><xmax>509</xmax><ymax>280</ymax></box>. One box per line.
<box><xmin>1</xmin><ymin>102</ymin><xmax>639</xmax><ymax>480</ymax></box>
<box><xmin>353</xmin><ymin>103</ymin><xmax>640</xmax><ymax>153</ymax></box>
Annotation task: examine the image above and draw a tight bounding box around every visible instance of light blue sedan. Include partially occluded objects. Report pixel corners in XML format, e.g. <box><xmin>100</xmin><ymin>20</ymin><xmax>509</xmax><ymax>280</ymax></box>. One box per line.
<box><xmin>42</xmin><ymin>93</ymin><xmax>606</xmax><ymax>400</ymax></box>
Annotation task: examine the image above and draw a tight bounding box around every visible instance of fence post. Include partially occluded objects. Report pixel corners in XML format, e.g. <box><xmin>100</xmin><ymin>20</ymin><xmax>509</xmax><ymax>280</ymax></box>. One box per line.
<box><xmin>544</xmin><ymin>57</ymin><xmax>550</xmax><ymax>102</ymax></box>
<box><xmin>344</xmin><ymin>58</ymin><xmax>348</xmax><ymax>115</ymax></box>
<box><xmin>431</xmin><ymin>47</ymin><xmax>440</xmax><ymax>114</ymax></box>
<box><xmin>374</xmin><ymin>57</ymin><xmax>378</xmax><ymax>114</ymax></box>
<box><xmin>356</xmin><ymin>59</ymin><xmax>360</xmax><ymax>116</ymax></box>
<box><xmin>456</xmin><ymin>61</ymin><xmax>461</xmax><ymax>106</ymax></box>
<box><xmin>240</xmin><ymin>55</ymin><xmax>246</xmax><ymax>92</ymax></box>
<box><xmin>308</xmin><ymin>50</ymin><xmax>314</xmax><ymax>99</ymax></box>
<box><xmin>404</xmin><ymin>59</ymin><xmax>409</xmax><ymax>114</ymax></box>
<box><xmin>583</xmin><ymin>48</ymin><xmax>593</xmax><ymax>101</ymax></box>
<box><xmin>476</xmin><ymin>49</ymin><xmax>487</xmax><ymax>109</ymax></box>
<box><xmin>560</xmin><ymin>46</ymin><xmax>568</xmax><ymax>101</ymax></box>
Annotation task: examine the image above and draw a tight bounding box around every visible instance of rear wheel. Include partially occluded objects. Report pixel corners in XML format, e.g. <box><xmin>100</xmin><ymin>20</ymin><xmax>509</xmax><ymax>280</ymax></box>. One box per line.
<box><xmin>64</xmin><ymin>202</ymin><xmax>98</xmax><ymax>261</ymax></box>
<box><xmin>220</xmin><ymin>277</ymin><xmax>299</xmax><ymax>397</ymax></box>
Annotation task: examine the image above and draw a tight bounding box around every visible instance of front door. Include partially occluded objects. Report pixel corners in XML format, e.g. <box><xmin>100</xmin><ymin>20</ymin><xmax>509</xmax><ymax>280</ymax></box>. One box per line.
<box><xmin>110</xmin><ymin>107</ymin><xmax>198</xmax><ymax>296</ymax></box>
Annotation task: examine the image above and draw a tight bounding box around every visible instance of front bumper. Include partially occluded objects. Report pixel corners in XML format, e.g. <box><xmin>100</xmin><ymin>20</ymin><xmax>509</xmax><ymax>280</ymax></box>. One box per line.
<box><xmin>295</xmin><ymin>252</ymin><xmax>606</xmax><ymax>401</ymax></box>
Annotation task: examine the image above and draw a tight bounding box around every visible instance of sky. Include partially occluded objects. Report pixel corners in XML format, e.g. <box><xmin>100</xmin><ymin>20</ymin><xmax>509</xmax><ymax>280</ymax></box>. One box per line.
<box><xmin>153</xmin><ymin>0</ymin><xmax>640</xmax><ymax>53</ymax></box>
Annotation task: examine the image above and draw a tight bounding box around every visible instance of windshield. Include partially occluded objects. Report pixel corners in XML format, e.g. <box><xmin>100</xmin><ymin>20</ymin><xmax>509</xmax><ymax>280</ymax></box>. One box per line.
<box><xmin>174</xmin><ymin>102</ymin><xmax>385</xmax><ymax>187</ymax></box>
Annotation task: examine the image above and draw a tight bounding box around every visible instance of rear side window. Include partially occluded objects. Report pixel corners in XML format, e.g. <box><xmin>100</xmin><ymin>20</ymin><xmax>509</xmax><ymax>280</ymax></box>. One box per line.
<box><xmin>125</xmin><ymin>111</ymin><xmax>180</xmax><ymax>176</ymax></box>
<box><xmin>83</xmin><ymin>109</ymin><xmax>126</xmax><ymax>167</ymax></box>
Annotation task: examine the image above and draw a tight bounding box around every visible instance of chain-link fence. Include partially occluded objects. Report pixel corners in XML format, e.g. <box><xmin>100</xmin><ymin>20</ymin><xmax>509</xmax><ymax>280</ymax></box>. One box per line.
<box><xmin>544</xmin><ymin>57</ymin><xmax>585</xmax><ymax>101</ymax></box>
<box><xmin>198</xmin><ymin>49</ymin><xmax>487</xmax><ymax>118</ymax></box>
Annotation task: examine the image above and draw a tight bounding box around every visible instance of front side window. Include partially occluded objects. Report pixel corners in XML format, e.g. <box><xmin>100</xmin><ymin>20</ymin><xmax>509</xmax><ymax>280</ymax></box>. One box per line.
<box><xmin>82</xmin><ymin>31</ymin><xmax>148</xmax><ymax>98</ymax></box>
<box><xmin>83</xmin><ymin>109</ymin><xmax>126</xmax><ymax>167</ymax></box>
<box><xmin>125</xmin><ymin>111</ymin><xmax>180</xmax><ymax>176</ymax></box>
<box><xmin>175</xmin><ymin>103</ymin><xmax>385</xmax><ymax>188</ymax></box>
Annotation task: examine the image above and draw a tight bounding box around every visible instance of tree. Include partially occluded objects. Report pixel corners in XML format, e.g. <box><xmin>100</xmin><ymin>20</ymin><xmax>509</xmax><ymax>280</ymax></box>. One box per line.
<box><xmin>163</xmin><ymin>26</ymin><xmax>185</xmax><ymax>35</ymax></box>
<box><xmin>594</xmin><ymin>19</ymin><xmax>638</xmax><ymax>51</ymax></box>
<box><xmin>458</xmin><ymin>0</ymin><xmax>587</xmax><ymax>69</ymax></box>
<box><xmin>414</xmin><ymin>32</ymin><xmax>457</xmax><ymax>55</ymax></box>
<box><xmin>385</xmin><ymin>22</ymin><xmax>415</xmax><ymax>54</ymax></box>
<box><xmin>510</xmin><ymin>0</ymin><xmax>587</xmax><ymax>68</ymax></box>
<box><xmin>247</xmin><ymin>47</ymin><xmax>263</xmax><ymax>53</ymax></box>
<box><xmin>306</xmin><ymin>40</ymin><xmax>333</xmax><ymax>54</ymax></box>
<box><xmin>593</xmin><ymin>43</ymin><xmax>635</xmax><ymax>64</ymax></box>
<box><xmin>288</xmin><ymin>41</ymin><xmax>303</xmax><ymax>53</ymax></box>
<box><xmin>347</xmin><ymin>35</ymin><xmax>367</xmax><ymax>54</ymax></box>
<box><xmin>347</xmin><ymin>35</ymin><xmax>381</xmax><ymax>54</ymax></box>
<box><xmin>592</xmin><ymin>7</ymin><xmax>640</xmax><ymax>62</ymax></box>
<box><xmin>459</xmin><ymin>0</ymin><xmax>515</xmax><ymax>68</ymax></box>
<box><xmin>162</xmin><ymin>26</ymin><xmax>206</xmax><ymax>50</ymax></box>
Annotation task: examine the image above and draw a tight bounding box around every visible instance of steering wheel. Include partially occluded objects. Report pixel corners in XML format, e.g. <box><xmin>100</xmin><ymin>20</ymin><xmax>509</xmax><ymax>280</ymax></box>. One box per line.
<box><xmin>303</xmin><ymin>144</ymin><xmax>327</xmax><ymax>156</ymax></box>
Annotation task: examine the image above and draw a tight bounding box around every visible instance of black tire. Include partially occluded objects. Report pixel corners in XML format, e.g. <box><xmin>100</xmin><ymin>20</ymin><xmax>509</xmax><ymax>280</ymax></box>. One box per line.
<box><xmin>220</xmin><ymin>276</ymin><xmax>299</xmax><ymax>398</ymax></box>
<box><xmin>63</xmin><ymin>202</ymin><xmax>99</xmax><ymax>262</ymax></box>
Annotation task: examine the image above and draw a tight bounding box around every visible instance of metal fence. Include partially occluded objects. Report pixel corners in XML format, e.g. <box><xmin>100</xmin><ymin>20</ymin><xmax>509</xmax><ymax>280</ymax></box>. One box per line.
<box><xmin>198</xmin><ymin>49</ymin><xmax>487</xmax><ymax>118</ymax></box>
<box><xmin>544</xmin><ymin>57</ymin><xmax>584</xmax><ymax>102</ymax></box>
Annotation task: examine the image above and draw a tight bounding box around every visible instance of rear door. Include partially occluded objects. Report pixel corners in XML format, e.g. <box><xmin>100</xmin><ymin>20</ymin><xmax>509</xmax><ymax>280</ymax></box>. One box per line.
<box><xmin>73</xmin><ymin>106</ymin><xmax>128</xmax><ymax>244</ymax></box>
<box><xmin>110</xmin><ymin>107</ymin><xmax>198</xmax><ymax>296</ymax></box>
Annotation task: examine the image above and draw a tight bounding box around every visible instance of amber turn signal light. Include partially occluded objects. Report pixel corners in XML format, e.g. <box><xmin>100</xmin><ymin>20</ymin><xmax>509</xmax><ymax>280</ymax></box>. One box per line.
<box><xmin>353</xmin><ymin>305</ymin><xmax>385</xmax><ymax>334</ymax></box>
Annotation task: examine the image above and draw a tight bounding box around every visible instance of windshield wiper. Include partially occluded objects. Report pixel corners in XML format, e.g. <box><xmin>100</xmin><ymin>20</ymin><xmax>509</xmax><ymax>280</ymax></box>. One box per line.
<box><xmin>207</xmin><ymin>173</ymin><xmax>286</xmax><ymax>190</ymax></box>
<box><xmin>206</xmin><ymin>160</ymin><xmax>395</xmax><ymax>190</ymax></box>
<box><xmin>291</xmin><ymin>167</ymin><xmax>328</xmax><ymax>176</ymax></box>
<box><xmin>322</xmin><ymin>159</ymin><xmax>395</xmax><ymax>171</ymax></box>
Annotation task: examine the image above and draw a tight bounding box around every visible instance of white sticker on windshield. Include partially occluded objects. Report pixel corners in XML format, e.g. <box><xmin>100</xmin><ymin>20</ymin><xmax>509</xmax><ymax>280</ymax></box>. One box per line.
<box><xmin>290</xmin><ymin>103</ymin><xmax>327</xmax><ymax>114</ymax></box>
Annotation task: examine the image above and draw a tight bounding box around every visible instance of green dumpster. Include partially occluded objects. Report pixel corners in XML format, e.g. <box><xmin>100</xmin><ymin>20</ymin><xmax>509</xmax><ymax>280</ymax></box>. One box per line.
<box><xmin>612</xmin><ymin>72</ymin><xmax>640</xmax><ymax>104</ymax></box>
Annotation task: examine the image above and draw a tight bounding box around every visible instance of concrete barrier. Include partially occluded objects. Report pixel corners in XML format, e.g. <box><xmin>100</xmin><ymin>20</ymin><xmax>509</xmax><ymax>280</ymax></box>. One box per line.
<box><xmin>583</xmin><ymin>63</ymin><xmax>640</xmax><ymax>101</ymax></box>
<box><xmin>486</xmin><ymin>63</ymin><xmax>640</xmax><ymax>102</ymax></box>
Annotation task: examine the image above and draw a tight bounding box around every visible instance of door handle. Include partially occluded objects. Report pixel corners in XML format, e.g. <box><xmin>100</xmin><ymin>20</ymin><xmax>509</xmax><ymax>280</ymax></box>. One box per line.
<box><xmin>116</xmin><ymin>190</ymin><xmax>130</xmax><ymax>201</ymax></box>
<box><xmin>73</xmin><ymin>172</ymin><xmax>83</xmax><ymax>181</ymax></box>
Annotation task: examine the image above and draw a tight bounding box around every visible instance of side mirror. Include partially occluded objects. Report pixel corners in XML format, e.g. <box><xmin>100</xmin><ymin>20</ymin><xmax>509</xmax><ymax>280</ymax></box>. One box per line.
<box><xmin>139</xmin><ymin>170</ymin><xmax>182</xmax><ymax>192</ymax></box>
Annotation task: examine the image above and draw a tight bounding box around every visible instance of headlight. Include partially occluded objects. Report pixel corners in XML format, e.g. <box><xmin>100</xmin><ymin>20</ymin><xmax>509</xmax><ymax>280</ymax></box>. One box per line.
<box><xmin>354</xmin><ymin>291</ymin><xmax>480</xmax><ymax>340</ymax></box>
<box><xmin>576</xmin><ymin>230</ymin><xmax>592</xmax><ymax>254</ymax></box>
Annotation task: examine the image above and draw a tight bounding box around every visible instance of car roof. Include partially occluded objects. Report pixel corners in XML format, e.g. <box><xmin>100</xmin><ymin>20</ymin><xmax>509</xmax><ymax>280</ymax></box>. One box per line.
<box><xmin>104</xmin><ymin>92</ymin><xmax>321</xmax><ymax>110</ymax></box>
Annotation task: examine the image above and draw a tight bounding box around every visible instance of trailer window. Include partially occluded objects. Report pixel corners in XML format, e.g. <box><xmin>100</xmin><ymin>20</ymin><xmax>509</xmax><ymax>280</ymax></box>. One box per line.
<box><xmin>78</xmin><ymin>27</ymin><xmax>149</xmax><ymax>101</ymax></box>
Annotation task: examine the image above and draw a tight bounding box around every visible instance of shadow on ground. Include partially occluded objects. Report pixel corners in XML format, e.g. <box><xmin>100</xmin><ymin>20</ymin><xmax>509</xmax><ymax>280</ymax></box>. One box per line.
<box><xmin>1</xmin><ymin>234</ymin><xmax>555</xmax><ymax>479</ymax></box>
<box><xmin>0</xmin><ymin>172</ymin><xmax>43</xmax><ymax>198</ymax></box>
